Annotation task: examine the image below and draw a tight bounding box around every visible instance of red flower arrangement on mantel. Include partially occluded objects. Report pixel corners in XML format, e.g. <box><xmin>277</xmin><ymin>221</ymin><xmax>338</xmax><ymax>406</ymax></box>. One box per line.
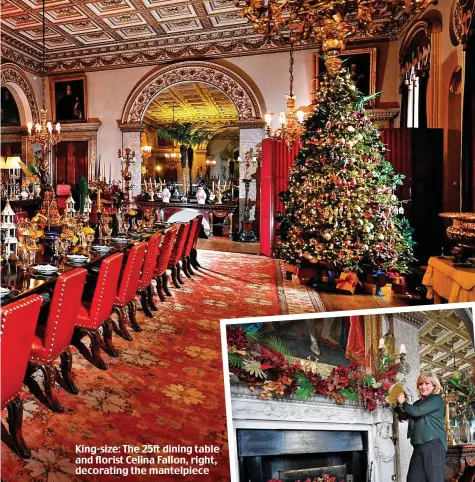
<box><xmin>268</xmin><ymin>475</ymin><xmax>342</xmax><ymax>482</ymax></box>
<box><xmin>227</xmin><ymin>326</ymin><xmax>400</xmax><ymax>411</ymax></box>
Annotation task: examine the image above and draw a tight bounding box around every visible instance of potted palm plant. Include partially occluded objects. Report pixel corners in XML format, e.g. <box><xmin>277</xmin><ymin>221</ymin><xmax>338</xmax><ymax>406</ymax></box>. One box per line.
<box><xmin>157</xmin><ymin>122</ymin><xmax>213</xmax><ymax>197</ymax></box>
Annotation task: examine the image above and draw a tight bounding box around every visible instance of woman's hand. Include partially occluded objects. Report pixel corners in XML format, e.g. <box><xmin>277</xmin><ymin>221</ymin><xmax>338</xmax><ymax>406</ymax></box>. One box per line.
<box><xmin>397</xmin><ymin>393</ymin><xmax>406</xmax><ymax>405</ymax></box>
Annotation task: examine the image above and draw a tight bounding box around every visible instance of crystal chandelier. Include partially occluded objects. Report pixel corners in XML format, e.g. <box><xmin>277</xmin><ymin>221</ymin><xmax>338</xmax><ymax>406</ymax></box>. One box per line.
<box><xmin>27</xmin><ymin>0</ymin><xmax>60</xmax><ymax>150</ymax></box>
<box><xmin>264</xmin><ymin>42</ymin><xmax>305</xmax><ymax>149</ymax></box>
<box><xmin>242</xmin><ymin>0</ymin><xmax>435</xmax><ymax>72</ymax></box>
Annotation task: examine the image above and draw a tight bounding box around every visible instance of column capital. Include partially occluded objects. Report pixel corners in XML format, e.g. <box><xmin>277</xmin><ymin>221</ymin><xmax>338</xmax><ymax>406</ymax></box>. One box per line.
<box><xmin>235</xmin><ymin>119</ymin><xmax>266</xmax><ymax>129</ymax></box>
<box><xmin>117</xmin><ymin>121</ymin><xmax>144</xmax><ymax>133</ymax></box>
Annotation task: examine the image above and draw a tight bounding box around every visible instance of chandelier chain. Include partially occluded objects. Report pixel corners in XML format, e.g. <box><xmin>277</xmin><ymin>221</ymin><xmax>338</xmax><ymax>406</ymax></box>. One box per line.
<box><xmin>289</xmin><ymin>41</ymin><xmax>294</xmax><ymax>98</ymax></box>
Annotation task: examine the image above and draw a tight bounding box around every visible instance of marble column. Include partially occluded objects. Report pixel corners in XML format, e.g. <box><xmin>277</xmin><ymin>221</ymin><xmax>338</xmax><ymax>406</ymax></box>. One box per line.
<box><xmin>118</xmin><ymin>123</ymin><xmax>143</xmax><ymax>196</ymax></box>
<box><xmin>393</xmin><ymin>316</ymin><xmax>421</xmax><ymax>482</ymax></box>
<box><xmin>237</xmin><ymin>120</ymin><xmax>265</xmax><ymax>229</ymax></box>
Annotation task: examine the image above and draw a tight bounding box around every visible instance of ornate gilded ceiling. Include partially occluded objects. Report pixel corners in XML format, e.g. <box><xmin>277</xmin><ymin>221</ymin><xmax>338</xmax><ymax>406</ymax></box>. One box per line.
<box><xmin>144</xmin><ymin>81</ymin><xmax>238</xmax><ymax>128</ymax></box>
<box><xmin>1</xmin><ymin>0</ymin><xmax>425</xmax><ymax>73</ymax></box>
<box><xmin>418</xmin><ymin>310</ymin><xmax>474</xmax><ymax>381</ymax></box>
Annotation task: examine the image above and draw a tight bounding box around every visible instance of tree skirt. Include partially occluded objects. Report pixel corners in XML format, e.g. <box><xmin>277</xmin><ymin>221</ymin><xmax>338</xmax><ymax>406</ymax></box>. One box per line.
<box><xmin>1</xmin><ymin>250</ymin><xmax>281</xmax><ymax>482</ymax></box>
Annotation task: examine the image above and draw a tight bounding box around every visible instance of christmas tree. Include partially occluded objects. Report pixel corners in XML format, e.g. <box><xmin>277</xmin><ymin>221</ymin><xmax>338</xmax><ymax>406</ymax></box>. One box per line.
<box><xmin>276</xmin><ymin>71</ymin><xmax>415</xmax><ymax>273</ymax></box>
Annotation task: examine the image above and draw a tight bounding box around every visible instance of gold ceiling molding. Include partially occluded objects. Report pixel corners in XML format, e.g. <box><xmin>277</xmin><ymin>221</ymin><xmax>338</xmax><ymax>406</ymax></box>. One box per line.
<box><xmin>1</xmin><ymin>0</ymin><xmax>432</xmax><ymax>73</ymax></box>
<box><xmin>144</xmin><ymin>82</ymin><xmax>238</xmax><ymax>128</ymax></box>
<box><xmin>418</xmin><ymin>310</ymin><xmax>474</xmax><ymax>380</ymax></box>
<box><xmin>394</xmin><ymin>311</ymin><xmax>430</xmax><ymax>329</ymax></box>
<box><xmin>121</xmin><ymin>61</ymin><xmax>264</xmax><ymax>125</ymax></box>
<box><xmin>0</xmin><ymin>62</ymin><xmax>40</xmax><ymax>124</ymax></box>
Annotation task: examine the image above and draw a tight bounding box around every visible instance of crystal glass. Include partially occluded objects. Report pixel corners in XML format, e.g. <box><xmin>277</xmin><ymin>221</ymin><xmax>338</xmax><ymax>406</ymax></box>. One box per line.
<box><xmin>28</xmin><ymin>246</ymin><xmax>38</xmax><ymax>265</ymax></box>
<box><xmin>86</xmin><ymin>233</ymin><xmax>95</xmax><ymax>250</ymax></box>
<box><xmin>60</xmin><ymin>237</ymin><xmax>70</xmax><ymax>255</ymax></box>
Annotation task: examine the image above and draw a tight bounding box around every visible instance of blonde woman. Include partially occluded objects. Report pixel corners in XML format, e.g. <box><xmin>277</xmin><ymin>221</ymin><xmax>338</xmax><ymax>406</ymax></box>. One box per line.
<box><xmin>394</xmin><ymin>372</ymin><xmax>447</xmax><ymax>482</ymax></box>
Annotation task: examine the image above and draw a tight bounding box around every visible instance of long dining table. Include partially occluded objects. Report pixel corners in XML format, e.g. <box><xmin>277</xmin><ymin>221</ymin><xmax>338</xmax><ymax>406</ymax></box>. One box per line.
<box><xmin>0</xmin><ymin>229</ymin><xmax>162</xmax><ymax>308</ymax></box>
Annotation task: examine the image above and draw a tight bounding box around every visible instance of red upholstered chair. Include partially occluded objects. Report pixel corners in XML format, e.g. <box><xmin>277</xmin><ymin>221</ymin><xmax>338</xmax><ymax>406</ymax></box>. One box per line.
<box><xmin>27</xmin><ymin>268</ymin><xmax>87</xmax><ymax>413</ymax></box>
<box><xmin>73</xmin><ymin>252</ymin><xmax>123</xmax><ymax>370</ymax></box>
<box><xmin>1</xmin><ymin>295</ymin><xmax>42</xmax><ymax>458</ymax></box>
<box><xmin>190</xmin><ymin>214</ymin><xmax>204</xmax><ymax>269</ymax></box>
<box><xmin>112</xmin><ymin>241</ymin><xmax>147</xmax><ymax>343</ymax></box>
<box><xmin>153</xmin><ymin>224</ymin><xmax>179</xmax><ymax>301</ymax></box>
<box><xmin>181</xmin><ymin>217</ymin><xmax>202</xmax><ymax>278</ymax></box>
<box><xmin>168</xmin><ymin>222</ymin><xmax>191</xmax><ymax>288</ymax></box>
<box><xmin>135</xmin><ymin>233</ymin><xmax>162</xmax><ymax>320</ymax></box>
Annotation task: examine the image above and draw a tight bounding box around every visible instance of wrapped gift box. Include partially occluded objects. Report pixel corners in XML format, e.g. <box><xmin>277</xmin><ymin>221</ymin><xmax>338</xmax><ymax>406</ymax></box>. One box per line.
<box><xmin>362</xmin><ymin>282</ymin><xmax>392</xmax><ymax>296</ymax></box>
<box><xmin>335</xmin><ymin>272</ymin><xmax>360</xmax><ymax>294</ymax></box>
<box><xmin>392</xmin><ymin>283</ymin><xmax>408</xmax><ymax>294</ymax></box>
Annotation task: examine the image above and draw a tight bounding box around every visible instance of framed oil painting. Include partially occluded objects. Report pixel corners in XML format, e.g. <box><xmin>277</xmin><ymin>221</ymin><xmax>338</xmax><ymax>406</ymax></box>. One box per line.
<box><xmin>50</xmin><ymin>74</ymin><xmax>87</xmax><ymax>123</ymax></box>
<box><xmin>313</xmin><ymin>48</ymin><xmax>377</xmax><ymax>105</ymax></box>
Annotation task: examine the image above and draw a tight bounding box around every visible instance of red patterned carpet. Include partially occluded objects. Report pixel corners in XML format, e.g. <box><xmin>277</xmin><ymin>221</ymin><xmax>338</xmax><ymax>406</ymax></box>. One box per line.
<box><xmin>1</xmin><ymin>250</ymin><xmax>281</xmax><ymax>482</ymax></box>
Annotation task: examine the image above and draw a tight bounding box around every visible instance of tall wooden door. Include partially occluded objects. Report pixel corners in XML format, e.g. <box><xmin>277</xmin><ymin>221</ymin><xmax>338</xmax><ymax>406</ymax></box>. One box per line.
<box><xmin>55</xmin><ymin>141</ymin><xmax>88</xmax><ymax>187</ymax></box>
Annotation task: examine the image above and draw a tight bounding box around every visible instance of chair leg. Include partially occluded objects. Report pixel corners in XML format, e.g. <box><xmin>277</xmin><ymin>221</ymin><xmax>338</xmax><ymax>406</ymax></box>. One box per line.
<box><xmin>181</xmin><ymin>257</ymin><xmax>192</xmax><ymax>278</ymax></box>
<box><xmin>162</xmin><ymin>272</ymin><xmax>172</xmax><ymax>296</ymax></box>
<box><xmin>177</xmin><ymin>262</ymin><xmax>185</xmax><ymax>284</ymax></box>
<box><xmin>155</xmin><ymin>276</ymin><xmax>166</xmax><ymax>302</ymax></box>
<box><xmin>112</xmin><ymin>305</ymin><xmax>133</xmax><ymax>341</ymax></box>
<box><xmin>39</xmin><ymin>364</ymin><xmax>65</xmax><ymax>413</ymax></box>
<box><xmin>127</xmin><ymin>300</ymin><xmax>142</xmax><ymax>332</ymax></box>
<box><xmin>6</xmin><ymin>398</ymin><xmax>31</xmax><ymax>459</ymax></box>
<box><xmin>190</xmin><ymin>248</ymin><xmax>201</xmax><ymax>269</ymax></box>
<box><xmin>72</xmin><ymin>328</ymin><xmax>108</xmax><ymax>371</ymax></box>
<box><xmin>186</xmin><ymin>256</ymin><xmax>196</xmax><ymax>275</ymax></box>
<box><xmin>170</xmin><ymin>265</ymin><xmax>181</xmax><ymax>289</ymax></box>
<box><xmin>60</xmin><ymin>348</ymin><xmax>79</xmax><ymax>395</ymax></box>
<box><xmin>147</xmin><ymin>284</ymin><xmax>159</xmax><ymax>311</ymax></box>
<box><xmin>139</xmin><ymin>289</ymin><xmax>153</xmax><ymax>318</ymax></box>
<box><xmin>102</xmin><ymin>318</ymin><xmax>119</xmax><ymax>357</ymax></box>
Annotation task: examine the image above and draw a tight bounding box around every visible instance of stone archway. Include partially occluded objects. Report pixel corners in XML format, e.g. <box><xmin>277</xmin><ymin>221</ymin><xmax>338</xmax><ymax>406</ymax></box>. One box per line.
<box><xmin>1</xmin><ymin>63</ymin><xmax>40</xmax><ymax>125</ymax></box>
<box><xmin>119</xmin><ymin>61</ymin><xmax>266</xmax><ymax>231</ymax></box>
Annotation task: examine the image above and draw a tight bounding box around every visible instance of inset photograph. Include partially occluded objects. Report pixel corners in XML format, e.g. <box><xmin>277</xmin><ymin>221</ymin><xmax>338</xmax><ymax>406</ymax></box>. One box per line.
<box><xmin>223</xmin><ymin>307</ymin><xmax>474</xmax><ymax>482</ymax></box>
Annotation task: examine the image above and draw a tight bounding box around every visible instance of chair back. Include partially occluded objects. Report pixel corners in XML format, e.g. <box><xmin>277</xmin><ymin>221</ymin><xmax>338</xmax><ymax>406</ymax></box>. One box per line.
<box><xmin>1</xmin><ymin>295</ymin><xmax>42</xmax><ymax>407</ymax></box>
<box><xmin>183</xmin><ymin>217</ymin><xmax>201</xmax><ymax>258</ymax></box>
<box><xmin>168</xmin><ymin>223</ymin><xmax>191</xmax><ymax>266</ymax></box>
<box><xmin>155</xmin><ymin>225</ymin><xmax>179</xmax><ymax>276</ymax></box>
<box><xmin>192</xmin><ymin>214</ymin><xmax>204</xmax><ymax>249</ymax></box>
<box><xmin>43</xmin><ymin>268</ymin><xmax>87</xmax><ymax>360</ymax></box>
<box><xmin>140</xmin><ymin>233</ymin><xmax>162</xmax><ymax>287</ymax></box>
<box><xmin>117</xmin><ymin>241</ymin><xmax>147</xmax><ymax>305</ymax></box>
<box><xmin>88</xmin><ymin>252</ymin><xmax>123</xmax><ymax>326</ymax></box>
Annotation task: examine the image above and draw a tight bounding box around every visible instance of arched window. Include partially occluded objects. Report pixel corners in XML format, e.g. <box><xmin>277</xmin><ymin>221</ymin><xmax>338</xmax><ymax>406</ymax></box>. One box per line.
<box><xmin>400</xmin><ymin>27</ymin><xmax>431</xmax><ymax>128</ymax></box>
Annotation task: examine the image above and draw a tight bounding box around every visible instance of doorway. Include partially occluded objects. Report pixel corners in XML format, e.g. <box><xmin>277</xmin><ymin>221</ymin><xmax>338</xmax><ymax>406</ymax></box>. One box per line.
<box><xmin>54</xmin><ymin>141</ymin><xmax>88</xmax><ymax>188</ymax></box>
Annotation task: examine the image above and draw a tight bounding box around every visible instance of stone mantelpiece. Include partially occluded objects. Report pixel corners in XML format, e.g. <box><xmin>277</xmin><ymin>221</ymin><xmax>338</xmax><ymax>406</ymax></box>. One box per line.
<box><xmin>230</xmin><ymin>384</ymin><xmax>396</xmax><ymax>482</ymax></box>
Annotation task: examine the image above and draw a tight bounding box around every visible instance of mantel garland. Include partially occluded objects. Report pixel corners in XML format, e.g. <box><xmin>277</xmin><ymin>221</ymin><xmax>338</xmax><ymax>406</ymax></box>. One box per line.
<box><xmin>227</xmin><ymin>326</ymin><xmax>400</xmax><ymax>411</ymax></box>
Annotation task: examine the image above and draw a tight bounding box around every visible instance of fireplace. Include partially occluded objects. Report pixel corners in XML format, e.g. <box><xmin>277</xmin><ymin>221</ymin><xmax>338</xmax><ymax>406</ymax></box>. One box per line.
<box><xmin>237</xmin><ymin>429</ymin><xmax>367</xmax><ymax>482</ymax></box>
<box><xmin>230</xmin><ymin>384</ymin><xmax>396</xmax><ymax>482</ymax></box>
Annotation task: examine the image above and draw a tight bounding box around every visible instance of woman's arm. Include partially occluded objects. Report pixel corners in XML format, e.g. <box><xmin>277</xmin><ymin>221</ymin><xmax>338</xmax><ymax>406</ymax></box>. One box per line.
<box><xmin>402</xmin><ymin>395</ymin><xmax>443</xmax><ymax>417</ymax></box>
<box><xmin>393</xmin><ymin>404</ymin><xmax>409</xmax><ymax>421</ymax></box>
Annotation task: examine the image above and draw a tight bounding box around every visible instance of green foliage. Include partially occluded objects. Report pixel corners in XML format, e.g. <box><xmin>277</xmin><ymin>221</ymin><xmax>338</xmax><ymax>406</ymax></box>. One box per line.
<box><xmin>156</xmin><ymin>121</ymin><xmax>213</xmax><ymax>147</ymax></box>
<box><xmin>243</xmin><ymin>329</ymin><xmax>262</xmax><ymax>344</ymax></box>
<box><xmin>228</xmin><ymin>352</ymin><xmax>244</xmax><ymax>369</ymax></box>
<box><xmin>275</xmin><ymin>71</ymin><xmax>416</xmax><ymax>272</ymax></box>
<box><xmin>263</xmin><ymin>334</ymin><xmax>294</xmax><ymax>360</ymax></box>
<box><xmin>79</xmin><ymin>176</ymin><xmax>88</xmax><ymax>214</ymax></box>
<box><xmin>341</xmin><ymin>388</ymin><xmax>359</xmax><ymax>401</ymax></box>
<box><xmin>295</xmin><ymin>372</ymin><xmax>314</xmax><ymax>401</ymax></box>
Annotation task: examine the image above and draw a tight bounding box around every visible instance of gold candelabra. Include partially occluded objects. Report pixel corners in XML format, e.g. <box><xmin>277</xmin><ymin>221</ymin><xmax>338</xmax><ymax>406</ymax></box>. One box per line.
<box><xmin>118</xmin><ymin>148</ymin><xmax>136</xmax><ymax>205</ymax></box>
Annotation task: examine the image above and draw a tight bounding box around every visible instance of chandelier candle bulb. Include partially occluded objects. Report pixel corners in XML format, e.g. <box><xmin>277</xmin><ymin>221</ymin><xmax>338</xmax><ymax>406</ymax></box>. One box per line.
<box><xmin>379</xmin><ymin>337</ymin><xmax>384</xmax><ymax>349</ymax></box>
<box><xmin>297</xmin><ymin>110</ymin><xmax>305</xmax><ymax>123</ymax></box>
<box><xmin>279</xmin><ymin>112</ymin><xmax>287</xmax><ymax>125</ymax></box>
<box><xmin>400</xmin><ymin>344</ymin><xmax>406</xmax><ymax>354</ymax></box>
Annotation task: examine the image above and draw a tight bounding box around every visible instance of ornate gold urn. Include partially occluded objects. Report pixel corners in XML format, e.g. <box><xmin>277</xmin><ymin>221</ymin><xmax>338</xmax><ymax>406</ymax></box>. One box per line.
<box><xmin>439</xmin><ymin>212</ymin><xmax>475</xmax><ymax>258</ymax></box>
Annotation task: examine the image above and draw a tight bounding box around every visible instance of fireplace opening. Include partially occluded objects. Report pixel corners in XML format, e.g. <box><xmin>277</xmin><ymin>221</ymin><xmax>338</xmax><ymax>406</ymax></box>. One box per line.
<box><xmin>237</xmin><ymin>429</ymin><xmax>368</xmax><ymax>482</ymax></box>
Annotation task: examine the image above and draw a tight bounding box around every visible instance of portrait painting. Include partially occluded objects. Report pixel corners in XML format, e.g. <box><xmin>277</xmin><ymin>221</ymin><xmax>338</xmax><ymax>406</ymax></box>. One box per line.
<box><xmin>1</xmin><ymin>87</ymin><xmax>21</xmax><ymax>126</ymax></box>
<box><xmin>313</xmin><ymin>48</ymin><xmax>377</xmax><ymax>105</ymax></box>
<box><xmin>50</xmin><ymin>74</ymin><xmax>87</xmax><ymax>123</ymax></box>
<box><xmin>244</xmin><ymin>316</ymin><xmax>368</xmax><ymax>368</ymax></box>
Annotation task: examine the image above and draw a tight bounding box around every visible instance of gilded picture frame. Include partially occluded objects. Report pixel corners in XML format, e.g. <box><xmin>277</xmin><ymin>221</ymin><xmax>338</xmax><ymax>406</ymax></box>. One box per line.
<box><xmin>313</xmin><ymin>47</ymin><xmax>377</xmax><ymax>106</ymax></box>
<box><xmin>50</xmin><ymin>73</ymin><xmax>87</xmax><ymax>123</ymax></box>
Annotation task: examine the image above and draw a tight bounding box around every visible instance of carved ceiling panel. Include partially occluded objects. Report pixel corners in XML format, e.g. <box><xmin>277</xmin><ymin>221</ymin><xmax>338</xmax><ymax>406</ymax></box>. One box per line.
<box><xmin>144</xmin><ymin>81</ymin><xmax>238</xmax><ymax>128</ymax></box>
<box><xmin>418</xmin><ymin>310</ymin><xmax>474</xmax><ymax>380</ymax></box>
<box><xmin>1</xmin><ymin>0</ymin><xmax>427</xmax><ymax>73</ymax></box>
